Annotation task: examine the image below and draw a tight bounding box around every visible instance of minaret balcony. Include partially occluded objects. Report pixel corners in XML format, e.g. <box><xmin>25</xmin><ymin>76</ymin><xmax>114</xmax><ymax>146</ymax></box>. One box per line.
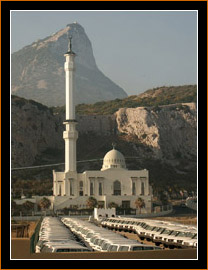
<box><xmin>63</xmin><ymin>119</ymin><xmax>77</xmax><ymax>124</ymax></box>
<box><xmin>63</xmin><ymin>130</ymin><xmax>78</xmax><ymax>140</ymax></box>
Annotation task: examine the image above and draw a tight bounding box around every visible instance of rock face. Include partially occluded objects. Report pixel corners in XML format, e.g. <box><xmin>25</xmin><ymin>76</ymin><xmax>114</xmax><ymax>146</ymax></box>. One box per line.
<box><xmin>11</xmin><ymin>22</ymin><xmax>127</xmax><ymax>107</ymax></box>
<box><xmin>11</xmin><ymin>95</ymin><xmax>197</xmax><ymax>169</ymax></box>
<box><xmin>11</xmin><ymin>96</ymin><xmax>64</xmax><ymax>167</ymax></box>
<box><xmin>115</xmin><ymin>103</ymin><xmax>197</xmax><ymax>160</ymax></box>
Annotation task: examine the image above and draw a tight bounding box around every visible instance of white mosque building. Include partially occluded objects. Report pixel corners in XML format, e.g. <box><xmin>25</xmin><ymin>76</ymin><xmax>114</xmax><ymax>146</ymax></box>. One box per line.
<box><xmin>52</xmin><ymin>36</ymin><xmax>153</xmax><ymax>213</ymax></box>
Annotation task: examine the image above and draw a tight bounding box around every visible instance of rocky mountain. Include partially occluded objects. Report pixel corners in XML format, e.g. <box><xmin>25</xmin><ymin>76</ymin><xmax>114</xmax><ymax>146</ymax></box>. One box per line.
<box><xmin>11</xmin><ymin>22</ymin><xmax>127</xmax><ymax>107</ymax></box>
<box><xmin>11</xmin><ymin>95</ymin><xmax>197</xmax><ymax>190</ymax></box>
<box><xmin>11</xmin><ymin>96</ymin><xmax>64</xmax><ymax>167</ymax></box>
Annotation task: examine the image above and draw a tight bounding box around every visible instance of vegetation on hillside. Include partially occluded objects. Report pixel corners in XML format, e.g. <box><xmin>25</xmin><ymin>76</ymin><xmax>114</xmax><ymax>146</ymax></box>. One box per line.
<box><xmin>11</xmin><ymin>95</ymin><xmax>51</xmax><ymax>112</ymax></box>
<box><xmin>11</xmin><ymin>133</ymin><xmax>197</xmax><ymax>200</ymax></box>
<box><xmin>51</xmin><ymin>85</ymin><xmax>196</xmax><ymax>115</ymax></box>
<box><xmin>11</xmin><ymin>85</ymin><xmax>197</xmax><ymax>199</ymax></box>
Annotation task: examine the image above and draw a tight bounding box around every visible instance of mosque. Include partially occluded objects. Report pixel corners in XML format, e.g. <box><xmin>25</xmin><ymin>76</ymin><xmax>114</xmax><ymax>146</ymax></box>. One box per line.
<box><xmin>52</xmin><ymin>36</ymin><xmax>153</xmax><ymax>213</ymax></box>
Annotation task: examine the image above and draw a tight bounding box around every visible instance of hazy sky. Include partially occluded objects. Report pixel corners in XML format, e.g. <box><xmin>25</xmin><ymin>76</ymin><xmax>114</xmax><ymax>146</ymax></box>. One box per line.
<box><xmin>11</xmin><ymin>10</ymin><xmax>197</xmax><ymax>96</ymax></box>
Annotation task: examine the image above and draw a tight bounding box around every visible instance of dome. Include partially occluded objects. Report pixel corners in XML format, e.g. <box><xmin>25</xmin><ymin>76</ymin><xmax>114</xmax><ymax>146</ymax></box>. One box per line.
<box><xmin>101</xmin><ymin>147</ymin><xmax>126</xmax><ymax>171</ymax></box>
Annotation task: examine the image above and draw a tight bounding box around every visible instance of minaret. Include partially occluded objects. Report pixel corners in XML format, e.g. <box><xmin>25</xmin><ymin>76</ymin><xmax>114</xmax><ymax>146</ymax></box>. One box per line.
<box><xmin>63</xmin><ymin>35</ymin><xmax>78</xmax><ymax>172</ymax></box>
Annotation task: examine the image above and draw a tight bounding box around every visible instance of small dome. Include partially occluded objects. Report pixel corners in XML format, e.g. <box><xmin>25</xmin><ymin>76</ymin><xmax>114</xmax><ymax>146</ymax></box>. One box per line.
<box><xmin>101</xmin><ymin>147</ymin><xmax>126</xmax><ymax>171</ymax></box>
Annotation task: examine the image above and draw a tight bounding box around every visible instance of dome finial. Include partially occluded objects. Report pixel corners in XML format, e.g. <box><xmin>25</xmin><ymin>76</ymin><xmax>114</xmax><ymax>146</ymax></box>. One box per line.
<box><xmin>112</xmin><ymin>142</ymin><xmax>116</xmax><ymax>149</ymax></box>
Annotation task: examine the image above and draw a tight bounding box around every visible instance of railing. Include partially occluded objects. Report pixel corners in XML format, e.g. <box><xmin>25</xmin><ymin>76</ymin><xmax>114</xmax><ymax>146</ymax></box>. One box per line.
<box><xmin>116</xmin><ymin>208</ymin><xmax>136</xmax><ymax>215</ymax></box>
<box><xmin>131</xmin><ymin>205</ymin><xmax>173</xmax><ymax>218</ymax></box>
<box><xmin>30</xmin><ymin>217</ymin><xmax>43</xmax><ymax>253</ymax></box>
<box><xmin>11</xmin><ymin>224</ymin><xmax>29</xmax><ymax>238</ymax></box>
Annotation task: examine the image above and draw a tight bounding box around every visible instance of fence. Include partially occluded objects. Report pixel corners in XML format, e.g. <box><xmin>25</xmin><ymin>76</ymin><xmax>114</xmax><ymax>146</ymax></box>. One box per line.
<box><xmin>11</xmin><ymin>224</ymin><xmax>30</xmax><ymax>238</ymax></box>
<box><xmin>56</xmin><ymin>209</ymin><xmax>94</xmax><ymax>216</ymax></box>
<box><xmin>122</xmin><ymin>205</ymin><xmax>173</xmax><ymax>218</ymax></box>
<box><xmin>30</xmin><ymin>217</ymin><xmax>43</xmax><ymax>253</ymax></box>
<box><xmin>116</xmin><ymin>208</ymin><xmax>136</xmax><ymax>215</ymax></box>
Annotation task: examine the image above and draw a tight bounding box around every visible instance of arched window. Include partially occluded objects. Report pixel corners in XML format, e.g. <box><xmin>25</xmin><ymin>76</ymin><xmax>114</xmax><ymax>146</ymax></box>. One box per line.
<box><xmin>113</xmin><ymin>180</ymin><xmax>121</xmax><ymax>195</ymax></box>
<box><xmin>132</xmin><ymin>182</ymin><xmax>136</xmax><ymax>195</ymax></box>
<box><xmin>80</xmin><ymin>181</ymin><xmax>83</xmax><ymax>188</ymax></box>
<box><xmin>70</xmin><ymin>181</ymin><xmax>73</xmax><ymax>196</ymax></box>
<box><xmin>79</xmin><ymin>181</ymin><xmax>83</xmax><ymax>196</ymax></box>
<box><xmin>59</xmin><ymin>184</ymin><xmax>61</xmax><ymax>196</ymax></box>
<box><xmin>141</xmin><ymin>182</ymin><xmax>145</xmax><ymax>195</ymax></box>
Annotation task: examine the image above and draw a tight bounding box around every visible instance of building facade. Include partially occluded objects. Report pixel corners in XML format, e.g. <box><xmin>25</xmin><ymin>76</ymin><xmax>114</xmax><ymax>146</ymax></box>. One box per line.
<box><xmin>53</xmin><ymin>147</ymin><xmax>152</xmax><ymax>212</ymax></box>
<box><xmin>52</xmin><ymin>35</ymin><xmax>153</xmax><ymax>213</ymax></box>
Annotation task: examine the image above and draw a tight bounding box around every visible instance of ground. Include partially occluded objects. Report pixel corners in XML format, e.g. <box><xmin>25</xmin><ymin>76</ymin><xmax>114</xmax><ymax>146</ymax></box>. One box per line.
<box><xmin>150</xmin><ymin>203</ymin><xmax>197</xmax><ymax>225</ymax></box>
<box><xmin>150</xmin><ymin>216</ymin><xmax>197</xmax><ymax>226</ymax></box>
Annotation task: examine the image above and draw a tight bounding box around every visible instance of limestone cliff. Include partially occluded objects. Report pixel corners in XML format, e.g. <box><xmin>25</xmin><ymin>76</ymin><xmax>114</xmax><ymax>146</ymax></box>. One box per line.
<box><xmin>11</xmin><ymin>95</ymin><xmax>196</xmax><ymax>170</ymax></box>
<box><xmin>115</xmin><ymin>103</ymin><xmax>197</xmax><ymax>161</ymax></box>
<box><xmin>11</xmin><ymin>96</ymin><xmax>63</xmax><ymax>167</ymax></box>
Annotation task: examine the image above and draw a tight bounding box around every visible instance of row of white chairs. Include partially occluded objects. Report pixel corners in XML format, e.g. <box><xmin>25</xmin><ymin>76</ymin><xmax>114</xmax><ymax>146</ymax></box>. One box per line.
<box><xmin>36</xmin><ymin>217</ymin><xmax>91</xmax><ymax>253</ymax></box>
<box><xmin>101</xmin><ymin>217</ymin><xmax>197</xmax><ymax>249</ymax></box>
<box><xmin>61</xmin><ymin>217</ymin><xmax>161</xmax><ymax>252</ymax></box>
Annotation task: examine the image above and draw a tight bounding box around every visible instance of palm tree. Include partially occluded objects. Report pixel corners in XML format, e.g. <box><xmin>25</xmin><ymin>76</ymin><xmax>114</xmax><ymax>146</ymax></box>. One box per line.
<box><xmin>86</xmin><ymin>197</ymin><xmax>98</xmax><ymax>209</ymax></box>
<box><xmin>22</xmin><ymin>200</ymin><xmax>35</xmax><ymax>211</ymax></box>
<box><xmin>38</xmin><ymin>197</ymin><xmax>51</xmax><ymax>210</ymax></box>
<box><xmin>158</xmin><ymin>191</ymin><xmax>168</xmax><ymax>205</ymax></box>
<box><xmin>135</xmin><ymin>197</ymin><xmax>145</xmax><ymax>214</ymax></box>
<box><xmin>108</xmin><ymin>202</ymin><xmax>118</xmax><ymax>209</ymax></box>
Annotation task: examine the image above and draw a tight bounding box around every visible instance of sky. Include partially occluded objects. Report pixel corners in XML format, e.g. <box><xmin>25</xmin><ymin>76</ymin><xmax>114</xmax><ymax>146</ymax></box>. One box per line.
<box><xmin>11</xmin><ymin>10</ymin><xmax>197</xmax><ymax>96</ymax></box>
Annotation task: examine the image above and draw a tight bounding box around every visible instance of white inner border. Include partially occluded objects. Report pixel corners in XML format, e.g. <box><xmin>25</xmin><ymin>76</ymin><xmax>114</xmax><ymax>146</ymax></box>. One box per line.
<box><xmin>10</xmin><ymin>9</ymin><xmax>198</xmax><ymax>261</ymax></box>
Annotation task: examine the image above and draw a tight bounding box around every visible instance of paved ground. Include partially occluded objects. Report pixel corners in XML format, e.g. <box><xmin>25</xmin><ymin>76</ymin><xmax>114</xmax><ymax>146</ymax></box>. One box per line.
<box><xmin>149</xmin><ymin>205</ymin><xmax>197</xmax><ymax>225</ymax></box>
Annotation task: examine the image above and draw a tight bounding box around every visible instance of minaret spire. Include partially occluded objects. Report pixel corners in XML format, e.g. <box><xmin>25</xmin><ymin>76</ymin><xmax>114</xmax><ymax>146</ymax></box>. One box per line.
<box><xmin>68</xmin><ymin>35</ymin><xmax>72</xmax><ymax>52</ymax></box>
<box><xmin>66</xmin><ymin>33</ymin><xmax>75</xmax><ymax>55</ymax></box>
<box><xmin>63</xmin><ymin>34</ymin><xmax>78</xmax><ymax>172</ymax></box>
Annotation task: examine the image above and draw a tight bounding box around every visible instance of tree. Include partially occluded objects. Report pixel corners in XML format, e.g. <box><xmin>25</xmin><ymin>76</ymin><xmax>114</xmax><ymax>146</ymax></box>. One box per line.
<box><xmin>38</xmin><ymin>197</ymin><xmax>51</xmax><ymax>210</ymax></box>
<box><xmin>86</xmin><ymin>197</ymin><xmax>97</xmax><ymax>209</ymax></box>
<box><xmin>135</xmin><ymin>197</ymin><xmax>145</xmax><ymax>214</ymax></box>
<box><xmin>108</xmin><ymin>202</ymin><xmax>118</xmax><ymax>209</ymax></box>
<box><xmin>158</xmin><ymin>192</ymin><xmax>169</xmax><ymax>205</ymax></box>
<box><xmin>63</xmin><ymin>207</ymin><xmax>69</xmax><ymax>215</ymax></box>
<box><xmin>22</xmin><ymin>200</ymin><xmax>35</xmax><ymax>211</ymax></box>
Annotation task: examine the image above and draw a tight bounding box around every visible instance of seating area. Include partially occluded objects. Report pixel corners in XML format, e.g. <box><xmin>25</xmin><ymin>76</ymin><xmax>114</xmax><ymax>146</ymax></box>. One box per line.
<box><xmin>61</xmin><ymin>217</ymin><xmax>161</xmax><ymax>252</ymax></box>
<box><xmin>36</xmin><ymin>217</ymin><xmax>91</xmax><ymax>253</ymax></box>
<box><xmin>35</xmin><ymin>216</ymin><xmax>197</xmax><ymax>253</ymax></box>
<box><xmin>101</xmin><ymin>217</ymin><xmax>197</xmax><ymax>249</ymax></box>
